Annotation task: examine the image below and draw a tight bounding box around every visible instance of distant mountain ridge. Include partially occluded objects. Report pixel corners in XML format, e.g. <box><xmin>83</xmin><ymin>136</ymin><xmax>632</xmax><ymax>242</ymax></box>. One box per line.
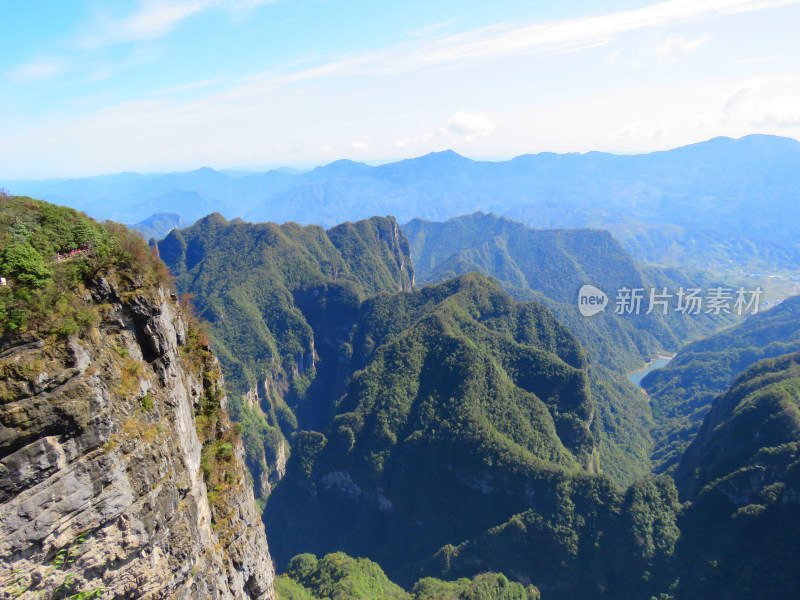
<box><xmin>131</xmin><ymin>211</ymin><xmax>184</xmax><ymax>239</ymax></box>
<box><xmin>6</xmin><ymin>134</ymin><xmax>800</xmax><ymax>275</ymax></box>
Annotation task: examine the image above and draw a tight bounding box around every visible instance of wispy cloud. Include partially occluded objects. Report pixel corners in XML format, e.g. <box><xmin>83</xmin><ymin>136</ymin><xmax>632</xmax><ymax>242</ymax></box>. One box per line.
<box><xmin>396</xmin><ymin>111</ymin><xmax>498</xmax><ymax>149</ymax></box>
<box><xmin>688</xmin><ymin>112</ymin><xmax>721</xmax><ymax>130</ymax></box>
<box><xmin>752</xmin><ymin>95</ymin><xmax>800</xmax><ymax>126</ymax></box>
<box><xmin>606</xmin><ymin>50</ymin><xmax>622</xmax><ymax>65</ymax></box>
<box><xmin>442</xmin><ymin>110</ymin><xmax>497</xmax><ymax>140</ymax></box>
<box><xmin>406</xmin><ymin>19</ymin><xmax>457</xmax><ymax>38</ymax></box>
<box><xmin>7</xmin><ymin>57</ymin><xmax>69</xmax><ymax>82</ymax></box>
<box><xmin>720</xmin><ymin>75</ymin><xmax>800</xmax><ymax>128</ymax></box>
<box><xmin>154</xmin><ymin>77</ymin><xmax>226</xmax><ymax>95</ymax></box>
<box><xmin>655</xmin><ymin>34</ymin><xmax>710</xmax><ymax>64</ymax></box>
<box><xmin>78</xmin><ymin>0</ymin><xmax>276</xmax><ymax>48</ymax></box>
<box><xmin>612</xmin><ymin>122</ymin><xmax>671</xmax><ymax>139</ymax></box>
<box><xmin>270</xmin><ymin>0</ymin><xmax>800</xmax><ymax>82</ymax></box>
<box><xmin>723</xmin><ymin>76</ymin><xmax>765</xmax><ymax>110</ymax></box>
<box><xmin>395</xmin><ymin>132</ymin><xmax>436</xmax><ymax>150</ymax></box>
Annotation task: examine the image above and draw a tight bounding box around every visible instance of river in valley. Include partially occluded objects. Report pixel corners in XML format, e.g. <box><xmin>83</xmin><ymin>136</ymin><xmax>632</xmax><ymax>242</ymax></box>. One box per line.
<box><xmin>627</xmin><ymin>355</ymin><xmax>674</xmax><ymax>387</ymax></box>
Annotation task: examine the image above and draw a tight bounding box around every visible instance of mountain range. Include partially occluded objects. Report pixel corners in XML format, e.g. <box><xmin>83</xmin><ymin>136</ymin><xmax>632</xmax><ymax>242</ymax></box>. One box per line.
<box><xmin>6</xmin><ymin>135</ymin><xmax>800</xmax><ymax>283</ymax></box>
<box><xmin>150</xmin><ymin>206</ymin><xmax>800</xmax><ymax>598</ymax></box>
<box><xmin>4</xmin><ymin>150</ymin><xmax>800</xmax><ymax>600</ymax></box>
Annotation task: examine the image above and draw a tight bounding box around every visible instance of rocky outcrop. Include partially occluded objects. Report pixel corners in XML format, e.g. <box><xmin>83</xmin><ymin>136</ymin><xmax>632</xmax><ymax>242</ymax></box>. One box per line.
<box><xmin>377</xmin><ymin>217</ymin><xmax>415</xmax><ymax>291</ymax></box>
<box><xmin>0</xmin><ymin>275</ymin><xmax>275</xmax><ymax>600</ymax></box>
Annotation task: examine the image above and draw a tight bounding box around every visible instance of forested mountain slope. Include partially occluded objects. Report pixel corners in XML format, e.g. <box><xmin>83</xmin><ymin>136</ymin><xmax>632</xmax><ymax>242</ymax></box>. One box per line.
<box><xmin>157</xmin><ymin>213</ymin><xmax>414</xmax><ymax>498</ymax></box>
<box><xmin>148</xmin><ymin>207</ymin><xmax>800</xmax><ymax>600</ymax></box>
<box><xmin>159</xmin><ymin>212</ymin><xmax>413</xmax><ymax>397</ymax></box>
<box><xmin>643</xmin><ymin>293</ymin><xmax>800</xmax><ymax>472</ymax></box>
<box><xmin>159</xmin><ymin>211</ymin><xmax>697</xmax><ymax>492</ymax></box>
<box><xmin>403</xmin><ymin>349</ymin><xmax>800</xmax><ymax>600</ymax></box>
<box><xmin>403</xmin><ymin>212</ymin><xmax>733</xmax><ymax>484</ymax></box>
<box><xmin>275</xmin><ymin>552</ymin><xmax>542</xmax><ymax>600</ymax></box>
<box><xmin>262</xmin><ymin>273</ymin><xmax>675</xmax><ymax>598</ymax></box>
<box><xmin>668</xmin><ymin>351</ymin><xmax>800</xmax><ymax>599</ymax></box>
<box><xmin>404</xmin><ymin>212</ymin><xmax>729</xmax><ymax>372</ymax></box>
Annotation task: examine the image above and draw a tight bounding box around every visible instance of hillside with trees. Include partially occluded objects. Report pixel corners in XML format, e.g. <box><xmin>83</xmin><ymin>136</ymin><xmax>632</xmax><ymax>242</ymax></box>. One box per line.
<box><xmin>402</xmin><ymin>211</ymin><xmax>734</xmax><ymax>484</ymax></box>
<box><xmin>643</xmin><ymin>293</ymin><xmax>800</xmax><ymax>471</ymax></box>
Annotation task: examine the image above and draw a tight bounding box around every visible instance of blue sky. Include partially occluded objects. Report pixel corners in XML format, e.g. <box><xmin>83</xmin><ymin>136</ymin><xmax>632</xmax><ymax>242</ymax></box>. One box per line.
<box><xmin>2</xmin><ymin>0</ymin><xmax>799</xmax><ymax>178</ymax></box>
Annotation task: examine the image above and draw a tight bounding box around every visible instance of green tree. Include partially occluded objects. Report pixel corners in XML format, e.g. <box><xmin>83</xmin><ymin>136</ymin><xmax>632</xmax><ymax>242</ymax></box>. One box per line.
<box><xmin>0</xmin><ymin>241</ymin><xmax>52</xmax><ymax>287</ymax></box>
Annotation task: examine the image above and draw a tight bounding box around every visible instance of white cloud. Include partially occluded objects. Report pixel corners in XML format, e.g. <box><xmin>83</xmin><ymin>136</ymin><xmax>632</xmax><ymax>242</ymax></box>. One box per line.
<box><xmin>723</xmin><ymin>76</ymin><xmax>765</xmax><ymax>110</ymax></box>
<box><xmin>78</xmin><ymin>1</ymin><xmax>206</xmax><ymax>47</ymax></box>
<box><xmin>441</xmin><ymin>110</ymin><xmax>497</xmax><ymax>140</ymax></box>
<box><xmin>423</xmin><ymin>0</ymin><xmax>780</xmax><ymax>67</ymax></box>
<box><xmin>395</xmin><ymin>132</ymin><xmax>435</xmax><ymax>149</ymax></box>
<box><xmin>351</xmin><ymin>141</ymin><xmax>370</xmax><ymax>152</ymax></box>
<box><xmin>688</xmin><ymin>112</ymin><xmax>721</xmax><ymax>130</ymax></box>
<box><xmin>7</xmin><ymin>57</ymin><xmax>69</xmax><ymax>82</ymax></box>
<box><xmin>5</xmin><ymin>1</ymin><xmax>275</xmax><ymax>85</ymax></box>
<box><xmin>395</xmin><ymin>111</ymin><xmax>497</xmax><ymax>149</ymax></box>
<box><xmin>719</xmin><ymin>75</ymin><xmax>800</xmax><ymax>128</ymax></box>
<box><xmin>655</xmin><ymin>34</ymin><xmax>710</xmax><ymax>64</ymax></box>
<box><xmin>752</xmin><ymin>95</ymin><xmax>800</xmax><ymax>126</ymax></box>
<box><xmin>731</xmin><ymin>54</ymin><xmax>786</xmax><ymax>65</ymax></box>
<box><xmin>121</xmin><ymin>1</ymin><xmax>207</xmax><ymax>40</ymax></box>
<box><xmin>261</xmin><ymin>0</ymin><xmax>799</xmax><ymax>85</ymax></box>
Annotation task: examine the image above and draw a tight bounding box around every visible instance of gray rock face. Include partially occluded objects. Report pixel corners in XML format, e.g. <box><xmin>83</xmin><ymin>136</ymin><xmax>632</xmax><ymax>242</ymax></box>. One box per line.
<box><xmin>0</xmin><ymin>277</ymin><xmax>275</xmax><ymax>600</ymax></box>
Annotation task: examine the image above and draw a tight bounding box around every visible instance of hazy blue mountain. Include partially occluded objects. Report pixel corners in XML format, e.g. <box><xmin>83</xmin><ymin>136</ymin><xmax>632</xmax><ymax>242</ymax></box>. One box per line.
<box><xmin>3</xmin><ymin>167</ymin><xmax>297</xmax><ymax>224</ymax></box>
<box><xmin>6</xmin><ymin>135</ymin><xmax>800</xmax><ymax>274</ymax></box>
<box><xmin>131</xmin><ymin>212</ymin><xmax>185</xmax><ymax>240</ymax></box>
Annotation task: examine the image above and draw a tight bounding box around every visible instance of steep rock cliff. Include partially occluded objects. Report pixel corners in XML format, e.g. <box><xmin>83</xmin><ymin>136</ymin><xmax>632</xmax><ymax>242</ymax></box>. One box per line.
<box><xmin>0</xmin><ymin>198</ymin><xmax>275</xmax><ymax>600</ymax></box>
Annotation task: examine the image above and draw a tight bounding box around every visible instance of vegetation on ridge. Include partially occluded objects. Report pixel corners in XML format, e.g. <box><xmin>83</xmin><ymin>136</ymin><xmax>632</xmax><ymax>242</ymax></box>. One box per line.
<box><xmin>643</xmin><ymin>293</ymin><xmax>800</xmax><ymax>472</ymax></box>
<box><xmin>402</xmin><ymin>212</ymin><xmax>734</xmax><ymax>485</ymax></box>
<box><xmin>275</xmin><ymin>552</ymin><xmax>541</xmax><ymax>600</ymax></box>
<box><xmin>262</xmin><ymin>274</ymin><xmax>598</xmax><ymax>570</ymax></box>
<box><xmin>0</xmin><ymin>196</ymin><xmax>170</xmax><ymax>340</ymax></box>
<box><xmin>157</xmin><ymin>213</ymin><xmax>416</xmax><ymax>499</ymax></box>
